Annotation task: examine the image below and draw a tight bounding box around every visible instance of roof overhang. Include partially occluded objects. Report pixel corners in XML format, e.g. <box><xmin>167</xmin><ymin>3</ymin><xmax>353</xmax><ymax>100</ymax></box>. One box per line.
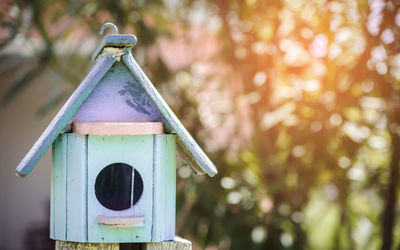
<box><xmin>16</xmin><ymin>31</ymin><xmax>217</xmax><ymax>177</ymax></box>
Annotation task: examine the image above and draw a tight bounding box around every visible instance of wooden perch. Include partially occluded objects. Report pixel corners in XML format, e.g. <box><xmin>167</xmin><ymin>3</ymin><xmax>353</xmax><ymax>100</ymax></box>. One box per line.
<box><xmin>97</xmin><ymin>215</ymin><xmax>145</xmax><ymax>228</ymax></box>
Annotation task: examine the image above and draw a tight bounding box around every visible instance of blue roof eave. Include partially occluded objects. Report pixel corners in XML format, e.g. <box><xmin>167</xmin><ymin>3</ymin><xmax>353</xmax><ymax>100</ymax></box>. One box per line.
<box><xmin>16</xmin><ymin>54</ymin><xmax>117</xmax><ymax>176</ymax></box>
<box><xmin>122</xmin><ymin>52</ymin><xmax>218</xmax><ymax>177</ymax></box>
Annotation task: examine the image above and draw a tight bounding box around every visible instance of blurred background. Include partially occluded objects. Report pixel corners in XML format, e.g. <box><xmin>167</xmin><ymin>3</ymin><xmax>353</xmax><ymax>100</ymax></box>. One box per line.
<box><xmin>1</xmin><ymin>0</ymin><xmax>400</xmax><ymax>249</ymax></box>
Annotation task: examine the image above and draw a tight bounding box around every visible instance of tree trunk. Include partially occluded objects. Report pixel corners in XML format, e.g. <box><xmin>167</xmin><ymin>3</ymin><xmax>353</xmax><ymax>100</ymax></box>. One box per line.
<box><xmin>381</xmin><ymin>127</ymin><xmax>400</xmax><ymax>250</ymax></box>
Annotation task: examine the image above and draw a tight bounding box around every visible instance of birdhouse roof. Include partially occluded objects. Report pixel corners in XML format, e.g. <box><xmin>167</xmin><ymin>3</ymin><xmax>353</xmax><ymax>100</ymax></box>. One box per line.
<box><xmin>16</xmin><ymin>26</ymin><xmax>217</xmax><ymax>177</ymax></box>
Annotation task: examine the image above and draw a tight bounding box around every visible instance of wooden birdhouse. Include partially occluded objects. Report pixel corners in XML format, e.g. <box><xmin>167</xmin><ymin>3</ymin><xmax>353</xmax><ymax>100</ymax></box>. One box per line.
<box><xmin>16</xmin><ymin>23</ymin><xmax>217</xmax><ymax>244</ymax></box>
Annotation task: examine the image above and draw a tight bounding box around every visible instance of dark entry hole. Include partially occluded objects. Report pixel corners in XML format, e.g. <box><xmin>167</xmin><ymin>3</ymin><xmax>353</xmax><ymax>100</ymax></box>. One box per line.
<box><xmin>95</xmin><ymin>163</ymin><xmax>143</xmax><ymax>211</ymax></box>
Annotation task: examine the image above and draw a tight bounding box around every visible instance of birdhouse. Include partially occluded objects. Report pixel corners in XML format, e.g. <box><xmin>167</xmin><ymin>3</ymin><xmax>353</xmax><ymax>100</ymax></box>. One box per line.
<box><xmin>16</xmin><ymin>23</ymin><xmax>217</xmax><ymax>244</ymax></box>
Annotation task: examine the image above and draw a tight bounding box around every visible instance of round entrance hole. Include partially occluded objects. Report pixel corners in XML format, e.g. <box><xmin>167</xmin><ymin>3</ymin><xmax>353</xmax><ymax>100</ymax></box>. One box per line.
<box><xmin>95</xmin><ymin>163</ymin><xmax>144</xmax><ymax>211</ymax></box>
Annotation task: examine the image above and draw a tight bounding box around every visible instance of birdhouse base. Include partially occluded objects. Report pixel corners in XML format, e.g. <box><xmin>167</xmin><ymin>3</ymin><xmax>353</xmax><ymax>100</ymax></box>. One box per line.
<box><xmin>55</xmin><ymin>236</ymin><xmax>192</xmax><ymax>250</ymax></box>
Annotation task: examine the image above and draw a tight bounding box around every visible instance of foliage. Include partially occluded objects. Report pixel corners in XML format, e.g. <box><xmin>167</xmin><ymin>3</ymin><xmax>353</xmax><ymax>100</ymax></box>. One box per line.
<box><xmin>1</xmin><ymin>0</ymin><xmax>400</xmax><ymax>249</ymax></box>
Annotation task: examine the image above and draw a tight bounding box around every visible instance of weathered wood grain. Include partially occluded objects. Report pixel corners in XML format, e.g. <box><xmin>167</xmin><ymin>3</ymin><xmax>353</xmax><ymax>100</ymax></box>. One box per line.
<box><xmin>152</xmin><ymin>135</ymin><xmax>176</xmax><ymax>241</ymax></box>
<box><xmin>73</xmin><ymin>122</ymin><xmax>163</xmax><ymax>136</ymax></box>
<box><xmin>55</xmin><ymin>236</ymin><xmax>192</xmax><ymax>249</ymax></box>
<box><xmin>97</xmin><ymin>215</ymin><xmax>145</xmax><ymax>228</ymax></box>
<box><xmin>56</xmin><ymin>241</ymin><xmax>119</xmax><ymax>250</ymax></box>
<box><xmin>122</xmin><ymin>53</ymin><xmax>217</xmax><ymax>177</ymax></box>
<box><xmin>144</xmin><ymin>236</ymin><xmax>192</xmax><ymax>250</ymax></box>
<box><xmin>52</xmin><ymin>134</ymin><xmax>68</xmax><ymax>240</ymax></box>
<box><xmin>66</xmin><ymin>133</ymin><xmax>88</xmax><ymax>242</ymax></box>
<box><xmin>16</xmin><ymin>55</ymin><xmax>116</xmax><ymax>176</ymax></box>
<box><xmin>92</xmin><ymin>34</ymin><xmax>137</xmax><ymax>61</ymax></box>
<box><xmin>87</xmin><ymin>135</ymin><xmax>153</xmax><ymax>243</ymax></box>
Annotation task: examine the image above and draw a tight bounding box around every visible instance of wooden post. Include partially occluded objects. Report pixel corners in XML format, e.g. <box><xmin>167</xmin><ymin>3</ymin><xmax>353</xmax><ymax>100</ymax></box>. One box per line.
<box><xmin>144</xmin><ymin>237</ymin><xmax>191</xmax><ymax>250</ymax></box>
<box><xmin>56</xmin><ymin>237</ymin><xmax>192</xmax><ymax>250</ymax></box>
<box><xmin>55</xmin><ymin>241</ymin><xmax>119</xmax><ymax>250</ymax></box>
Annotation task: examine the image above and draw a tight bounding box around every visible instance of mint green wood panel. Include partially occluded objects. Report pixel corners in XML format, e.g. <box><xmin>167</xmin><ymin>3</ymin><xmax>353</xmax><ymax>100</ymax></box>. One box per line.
<box><xmin>52</xmin><ymin>134</ymin><xmax>68</xmax><ymax>240</ymax></box>
<box><xmin>50</xmin><ymin>142</ymin><xmax>56</xmax><ymax>239</ymax></box>
<box><xmin>66</xmin><ymin>134</ymin><xmax>88</xmax><ymax>242</ymax></box>
<box><xmin>87</xmin><ymin>135</ymin><xmax>153</xmax><ymax>243</ymax></box>
<box><xmin>152</xmin><ymin>135</ymin><xmax>176</xmax><ymax>241</ymax></box>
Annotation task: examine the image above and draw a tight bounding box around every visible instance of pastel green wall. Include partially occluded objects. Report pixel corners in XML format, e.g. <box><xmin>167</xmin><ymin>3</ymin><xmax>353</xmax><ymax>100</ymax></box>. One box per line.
<box><xmin>50</xmin><ymin>133</ymin><xmax>176</xmax><ymax>243</ymax></box>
